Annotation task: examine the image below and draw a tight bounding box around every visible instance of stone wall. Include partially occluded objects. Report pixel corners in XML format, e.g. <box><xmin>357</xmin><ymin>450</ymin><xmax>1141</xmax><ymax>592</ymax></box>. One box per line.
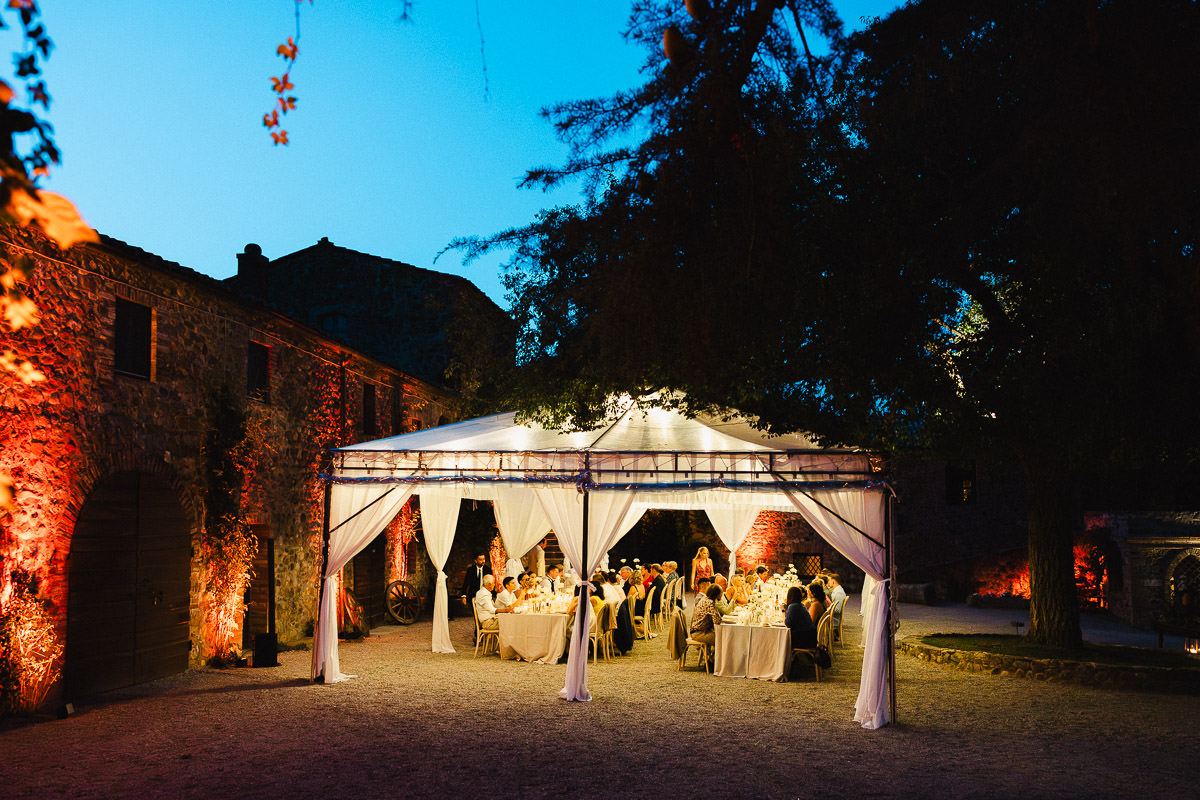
<box><xmin>1</xmin><ymin>225</ymin><xmax>454</xmax><ymax>705</ymax></box>
<box><xmin>1112</xmin><ymin>512</ymin><xmax>1200</xmax><ymax>627</ymax></box>
<box><xmin>889</xmin><ymin>456</ymin><xmax>1028</xmax><ymax>599</ymax></box>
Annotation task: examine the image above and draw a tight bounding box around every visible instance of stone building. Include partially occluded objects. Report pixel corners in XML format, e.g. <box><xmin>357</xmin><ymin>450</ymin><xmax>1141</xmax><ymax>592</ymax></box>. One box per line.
<box><xmin>0</xmin><ymin>224</ymin><xmax>470</xmax><ymax>710</ymax></box>
<box><xmin>225</xmin><ymin>237</ymin><xmax>513</xmax><ymax>393</ymax></box>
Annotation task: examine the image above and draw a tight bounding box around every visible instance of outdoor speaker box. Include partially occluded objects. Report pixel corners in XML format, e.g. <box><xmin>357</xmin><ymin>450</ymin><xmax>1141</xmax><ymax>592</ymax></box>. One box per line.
<box><xmin>253</xmin><ymin>633</ymin><xmax>279</xmax><ymax>667</ymax></box>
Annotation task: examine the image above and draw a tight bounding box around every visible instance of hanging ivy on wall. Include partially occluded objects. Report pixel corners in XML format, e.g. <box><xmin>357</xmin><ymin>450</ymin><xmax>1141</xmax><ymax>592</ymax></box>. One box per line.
<box><xmin>200</xmin><ymin>385</ymin><xmax>261</xmax><ymax>665</ymax></box>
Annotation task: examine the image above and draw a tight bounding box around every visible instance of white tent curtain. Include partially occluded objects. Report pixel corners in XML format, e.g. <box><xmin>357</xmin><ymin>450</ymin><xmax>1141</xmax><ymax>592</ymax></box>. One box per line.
<box><xmin>312</xmin><ymin>483</ymin><xmax>414</xmax><ymax>683</ymax></box>
<box><xmin>704</xmin><ymin>505</ymin><xmax>765</xmax><ymax>575</ymax></box>
<box><xmin>534</xmin><ymin>487</ymin><xmax>646</xmax><ymax>701</ymax></box>
<box><xmin>492</xmin><ymin>486</ymin><xmax>552</xmax><ymax>581</ymax></box>
<box><xmin>418</xmin><ymin>491</ymin><xmax>463</xmax><ymax>654</ymax></box>
<box><xmin>779</xmin><ymin>485</ymin><xmax>890</xmax><ymax>729</ymax></box>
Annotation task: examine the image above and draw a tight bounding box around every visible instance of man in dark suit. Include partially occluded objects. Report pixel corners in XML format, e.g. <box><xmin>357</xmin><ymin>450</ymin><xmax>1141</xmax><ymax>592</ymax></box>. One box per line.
<box><xmin>646</xmin><ymin>563</ymin><xmax>667</xmax><ymax>616</ymax></box>
<box><xmin>460</xmin><ymin>554</ymin><xmax>491</xmax><ymax>605</ymax></box>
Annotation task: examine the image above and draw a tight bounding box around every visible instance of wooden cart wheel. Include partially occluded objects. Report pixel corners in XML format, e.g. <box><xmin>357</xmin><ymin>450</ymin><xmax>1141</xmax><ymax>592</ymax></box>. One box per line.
<box><xmin>386</xmin><ymin>580</ymin><xmax>422</xmax><ymax>625</ymax></box>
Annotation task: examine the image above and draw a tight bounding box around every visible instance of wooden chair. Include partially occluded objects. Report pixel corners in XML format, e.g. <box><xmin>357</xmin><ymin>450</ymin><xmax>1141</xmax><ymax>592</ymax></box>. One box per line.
<box><xmin>831</xmin><ymin>596</ymin><xmax>847</xmax><ymax>649</ymax></box>
<box><xmin>643</xmin><ymin>585</ymin><xmax>660</xmax><ymax>638</ymax></box>
<box><xmin>676</xmin><ymin>609</ymin><xmax>711</xmax><ymax>673</ymax></box>
<box><xmin>679</xmin><ymin>636</ymin><xmax>711</xmax><ymax>673</ymax></box>
<box><xmin>791</xmin><ymin>609</ymin><xmax>833</xmax><ymax>681</ymax></box>
<box><xmin>472</xmin><ymin>601</ymin><xmax>499</xmax><ymax>658</ymax></box>
<box><xmin>589</xmin><ymin>603</ymin><xmax>613</xmax><ymax>663</ymax></box>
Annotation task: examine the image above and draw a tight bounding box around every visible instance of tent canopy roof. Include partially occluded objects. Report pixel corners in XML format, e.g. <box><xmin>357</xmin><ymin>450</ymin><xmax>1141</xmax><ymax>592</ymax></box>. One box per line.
<box><xmin>332</xmin><ymin>402</ymin><xmax>880</xmax><ymax>494</ymax></box>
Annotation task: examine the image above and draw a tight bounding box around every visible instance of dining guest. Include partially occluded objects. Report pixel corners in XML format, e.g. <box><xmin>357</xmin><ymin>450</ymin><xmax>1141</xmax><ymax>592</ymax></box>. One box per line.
<box><xmin>728</xmin><ymin>574</ymin><xmax>751</xmax><ymax>607</ymax></box>
<box><xmin>806</xmin><ymin>581</ymin><xmax>828</xmax><ymax>627</ymax></box>
<box><xmin>713</xmin><ymin>575</ymin><xmax>736</xmax><ymax>616</ymax></box>
<box><xmin>827</xmin><ymin>573</ymin><xmax>847</xmax><ymax>607</ymax></box>
<box><xmin>752</xmin><ymin>564</ymin><xmax>772</xmax><ymax>592</ymax></box>
<box><xmin>602</xmin><ymin>571</ymin><xmax>625</xmax><ymax>605</ymax></box>
<box><xmin>785</xmin><ymin>586</ymin><xmax>817</xmax><ymax>649</ymax></box>
<box><xmin>645</xmin><ymin>564</ymin><xmax>667</xmax><ymax>616</ymax></box>
<box><xmin>496</xmin><ymin>576</ymin><xmax>518</xmax><ymax>609</ymax></box>
<box><xmin>627</xmin><ymin>568</ymin><xmax>646</xmax><ymax>611</ymax></box>
<box><xmin>565</xmin><ymin>582</ymin><xmax>606</xmax><ymax>635</ymax></box>
<box><xmin>688</xmin><ymin>584</ymin><xmax>724</xmax><ymax>651</ymax></box>
<box><xmin>690</xmin><ymin>547</ymin><xmax>715</xmax><ymax>593</ymax></box>
<box><xmin>475</xmin><ymin>574</ymin><xmax>515</xmax><ymax>630</ymax></box>
<box><xmin>663</xmin><ymin>561</ymin><xmax>680</xmax><ymax>584</ymax></box>
<box><xmin>540</xmin><ymin>564</ymin><xmax>564</xmax><ymax>594</ymax></box>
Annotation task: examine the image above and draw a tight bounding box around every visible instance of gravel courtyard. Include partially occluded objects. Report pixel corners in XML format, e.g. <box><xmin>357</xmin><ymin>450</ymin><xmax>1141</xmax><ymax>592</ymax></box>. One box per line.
<box><xmin>3</xmin><ymin>603</ymin><xmax>1197</xmax><ymax>799</ymax></box>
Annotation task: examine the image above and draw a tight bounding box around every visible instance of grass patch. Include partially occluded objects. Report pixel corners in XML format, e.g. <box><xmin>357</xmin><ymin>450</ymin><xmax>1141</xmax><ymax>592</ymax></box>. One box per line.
<box><xmin>921</xmin><ymin>634</ymin><xmax>1200</xmax><ymax>669</ymax></box>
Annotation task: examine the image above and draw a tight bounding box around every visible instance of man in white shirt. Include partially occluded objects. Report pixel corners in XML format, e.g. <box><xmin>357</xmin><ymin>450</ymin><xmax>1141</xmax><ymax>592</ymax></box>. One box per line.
<box><xmin>474</xmin><ymin>574</ymin><xmax>514</xmax><ymax>630</ymax></box>
<box><xmin>496</xmin><ymin>576</ymin><xmax>518</xmax><ymax>609</ymax></box>
<box><xmin>827</xmin><ymin>573</ymin><xmax>848</xmax><ymax>607</ymax></box>
<box><xmin>540</xmin><ymin>564</ymin><xmax>563</xmax><ymax>594</ymax></box>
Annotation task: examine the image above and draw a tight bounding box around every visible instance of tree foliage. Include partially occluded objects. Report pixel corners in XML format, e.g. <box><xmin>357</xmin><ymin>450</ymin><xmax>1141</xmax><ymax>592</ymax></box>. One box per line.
<box><xmin>456</xmin><ymin>0</ymin><xmax>1199</xmax><ymax>646</ymax></box>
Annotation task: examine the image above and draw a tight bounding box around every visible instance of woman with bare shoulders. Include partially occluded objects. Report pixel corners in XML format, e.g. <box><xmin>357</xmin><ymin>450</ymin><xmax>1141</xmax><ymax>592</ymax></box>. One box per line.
<box><xmin>690</xmin><ymin>546</ymin><xmax>714</xmax><ymax>593</ymax></box>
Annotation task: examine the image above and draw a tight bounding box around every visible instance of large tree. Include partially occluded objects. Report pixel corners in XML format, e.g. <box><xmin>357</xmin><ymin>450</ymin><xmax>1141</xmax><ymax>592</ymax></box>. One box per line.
<box><xmin>458</xmin><ymin>0</ymin><xmax>1200</xmax><ymax>647</ymax></box>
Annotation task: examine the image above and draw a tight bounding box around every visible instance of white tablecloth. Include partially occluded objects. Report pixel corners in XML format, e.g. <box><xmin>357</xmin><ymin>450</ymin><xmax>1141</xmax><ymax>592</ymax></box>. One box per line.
<box><xmin>498</xmin><ymin>613</ymin><xmax>569</xmax><ymax>664</ymax></box>
<box><xmin>714</xmin><ymin>624</ymin><xmax>791</xmax><ymax>682</ymax></box>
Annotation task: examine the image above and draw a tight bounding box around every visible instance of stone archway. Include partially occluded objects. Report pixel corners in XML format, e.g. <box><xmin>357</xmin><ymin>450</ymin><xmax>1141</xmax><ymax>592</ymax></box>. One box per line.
<box><xmin>1165</xmin><ymin>549</ymin><xmax>1200</xmax><ymax>619</ymax></box>
<box><xmin>65</xmin><ymin>471</ymin><xmax>192</xmax><ymax>698</ymax></box>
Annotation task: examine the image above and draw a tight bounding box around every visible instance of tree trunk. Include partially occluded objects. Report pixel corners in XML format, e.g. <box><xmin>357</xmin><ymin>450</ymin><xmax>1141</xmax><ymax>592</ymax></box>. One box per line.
<box><xmin>1021</xmin><ymin>454</ymin><xmax>1082</xmax><ymax>647</ymax></box>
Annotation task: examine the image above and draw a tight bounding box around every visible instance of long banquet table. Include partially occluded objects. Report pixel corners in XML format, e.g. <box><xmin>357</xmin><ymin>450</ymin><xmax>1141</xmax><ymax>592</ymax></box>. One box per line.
<box><xmin>714</xmin><ymin>623</ymin><xmax>791</xmax><ymax>682</ymax></box>
<box><xmin>497</xmin><ymin>612</ymin><xmax>569</xmax><ymax>664</ymax></box>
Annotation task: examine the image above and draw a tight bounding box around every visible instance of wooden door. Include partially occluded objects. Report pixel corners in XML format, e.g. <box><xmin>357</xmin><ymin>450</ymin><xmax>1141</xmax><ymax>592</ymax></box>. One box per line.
<box><xmin>352</xmin><ymin>533</ymin><xmax>387</xmax><ymax>628</ymax></box>
<box><xmin>66</xmin><ymin>472</ymin><xmax>191</xmax><ymax>697</ymax></box>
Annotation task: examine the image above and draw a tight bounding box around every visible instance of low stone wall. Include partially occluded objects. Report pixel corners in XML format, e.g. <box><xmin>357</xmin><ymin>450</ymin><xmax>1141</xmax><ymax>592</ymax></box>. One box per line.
<box><xmin>899</xmin><ymin>636</ymin><xmax>1200</xmax><ymax>695</ymax></box>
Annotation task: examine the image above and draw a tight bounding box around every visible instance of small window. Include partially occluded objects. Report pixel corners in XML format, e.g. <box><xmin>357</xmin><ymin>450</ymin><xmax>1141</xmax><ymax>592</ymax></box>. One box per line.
<box><xmin>792</xmin><ymin>553</ymin><xmax>823</xmax><ymax>582</ymax></box>
<box><xmin>319</xmin><ymin>312</ymin><xmax>347</xmax><ymax>339</ymax></box>
<box><xmin>363</xmin><ymin>383</ymin><xmax>377</xmax><ymax>436</ymax></box>
<box><xmin>114</xmin><ymin>297</ymin><xmax>153</xmax><ymax>379</ymax></box>
<box><xmin>248</xmin><ymin>341</ymin><xmax>271</xmax><ymax>403</ymax></box>
<box><xmin>945</xmin><ymin>460</ymin><xmax>978</xmax><ymax>505</ymax></box>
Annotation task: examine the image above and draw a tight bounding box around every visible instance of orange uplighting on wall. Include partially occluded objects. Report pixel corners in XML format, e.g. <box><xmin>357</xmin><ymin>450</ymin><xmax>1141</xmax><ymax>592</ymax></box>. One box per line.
<box><xmin>734</xmin><ymin>511</ymin><xmax>779</xmax><ymax>572</ymax></box>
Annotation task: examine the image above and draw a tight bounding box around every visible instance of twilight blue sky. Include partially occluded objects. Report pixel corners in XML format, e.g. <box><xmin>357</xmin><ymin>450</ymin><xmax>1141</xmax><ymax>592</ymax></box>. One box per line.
<box><xmin>20</xmin><ymin>1</ymin><xmax>899</xmax><ymax>309</ymax></box>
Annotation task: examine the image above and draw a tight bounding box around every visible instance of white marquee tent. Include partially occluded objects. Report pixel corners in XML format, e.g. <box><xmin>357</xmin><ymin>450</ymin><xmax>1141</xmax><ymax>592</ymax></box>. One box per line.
<box><xmin>311</xmin><ymin>400</ymin><xmax>897</xmax><ymax>729</ymax></box>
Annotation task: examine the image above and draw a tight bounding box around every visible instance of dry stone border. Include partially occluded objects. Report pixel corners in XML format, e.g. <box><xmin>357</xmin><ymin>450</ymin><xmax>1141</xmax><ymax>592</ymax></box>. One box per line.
<box><xmin>899</xmin><ymin>635</ymin><xmax>1200</xmax><ymax>694</ymax></box>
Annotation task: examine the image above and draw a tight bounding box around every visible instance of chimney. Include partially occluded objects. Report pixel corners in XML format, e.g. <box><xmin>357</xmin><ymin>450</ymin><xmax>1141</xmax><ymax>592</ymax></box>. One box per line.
<box><xmin>237</xmin><ymin>243</ymin><xmax>270</xmax><ymax>299</ymax></box>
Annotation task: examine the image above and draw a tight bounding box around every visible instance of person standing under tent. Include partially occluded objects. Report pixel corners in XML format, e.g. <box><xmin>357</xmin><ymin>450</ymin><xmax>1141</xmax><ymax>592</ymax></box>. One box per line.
<box><xmin>690</xmin><ymin>546</ymin><xmax>714</xmax><ymax>593</ymax></box>
<box><xmin>461</xmin><ymin>554</ymin><xmax>491</xmax><ymax>609</ymax></box>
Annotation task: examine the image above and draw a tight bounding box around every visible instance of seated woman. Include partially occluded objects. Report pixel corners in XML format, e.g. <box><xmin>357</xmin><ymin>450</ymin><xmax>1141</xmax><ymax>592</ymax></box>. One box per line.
<box><xmin>565</xmin><ymin>582</ymin><xmax>607</xmax><ymax>634</ymax></box>
<box><xmin>688</xmin><ymin>584</ymin><xmax>724</xmax><ymax>648</ymax></box>
<box><xmin>806</xmin><ymin>581</ymin><xmax>828</xmax><ymax>627</ymax></box>
<box><xmin>785</xmin><ymin>586</ymin><xmax>817</xmax><ymax>649</ymax></box>
<box><xmin>627</xmin><ymin>568</ymin><xmax>646</xmax><ymax>613</ymax></box>
<box><xmin>727</xmin><ymin>574</ymin><xmax>751</xmax><ymax>607</ymax></box>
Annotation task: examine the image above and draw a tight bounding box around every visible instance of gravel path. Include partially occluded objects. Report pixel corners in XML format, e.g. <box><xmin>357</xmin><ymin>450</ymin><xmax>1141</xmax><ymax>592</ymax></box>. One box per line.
<box><xmin>2</xmin><ymin>603</ymin><xmax>1197</xmax><ymax>799</ymax></box>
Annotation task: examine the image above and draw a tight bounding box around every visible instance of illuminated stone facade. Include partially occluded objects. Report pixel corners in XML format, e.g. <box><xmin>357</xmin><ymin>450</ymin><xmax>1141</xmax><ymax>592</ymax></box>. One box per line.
<box><xmin>1</xmin><ymin>224</ymin><xmax>460</xmax><ymax>707</ymax></box>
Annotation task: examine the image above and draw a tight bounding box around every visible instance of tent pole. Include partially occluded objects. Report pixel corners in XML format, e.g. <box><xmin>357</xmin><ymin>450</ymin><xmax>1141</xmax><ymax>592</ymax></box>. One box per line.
<box><xmin>578</xmin><ymin>488</ymin><xmax>590</xmax><ymax>653</ymax></box>
<box><xmin>314</xmin><ymin>473</ymin><xmax>333</xmax><ymax>681</ymax></box>
<box><xmin>887</xmin><ymin>490</ymin><xmax>897</xmax><ymax>723</ymax></box>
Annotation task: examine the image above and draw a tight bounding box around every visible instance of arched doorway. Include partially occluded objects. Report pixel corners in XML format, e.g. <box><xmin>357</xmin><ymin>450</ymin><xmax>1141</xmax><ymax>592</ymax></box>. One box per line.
<box><xmin>66</xmin><ymin>471</ymin><xmax>192</xmax><ymax>698</ymax></box>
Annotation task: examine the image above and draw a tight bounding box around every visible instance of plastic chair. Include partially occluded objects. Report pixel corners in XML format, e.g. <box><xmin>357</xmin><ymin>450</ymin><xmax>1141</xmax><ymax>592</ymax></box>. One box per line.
<box><xmin>472</xmin><ymin>600</ymin><xmax>499</xmax><ymax>658</ymax></box>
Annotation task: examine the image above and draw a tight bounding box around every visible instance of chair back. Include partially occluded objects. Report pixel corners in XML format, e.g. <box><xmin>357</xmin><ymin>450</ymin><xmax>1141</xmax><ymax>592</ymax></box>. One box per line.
<box><xmin>817</xmin><ymin>609</ymin><xmax>833</xmax><ymax>654</ymax></box>
<box><xmin>644</xmin><ymin>585</ymin><xmax>658</xmax><ymax>619</ymax></box>
<box><xmin>471</xmin><ymin>597</ymin><xmax>483</xmax><ymax>633</ymax></box>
